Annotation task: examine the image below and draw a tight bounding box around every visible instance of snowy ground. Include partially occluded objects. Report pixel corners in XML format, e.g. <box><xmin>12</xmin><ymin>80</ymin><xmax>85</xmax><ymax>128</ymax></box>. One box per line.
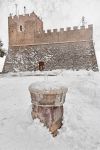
<box><xmin>0</xmin><ymin>70</ymin><xmax>100</xmax><ymax>150</ymax></box>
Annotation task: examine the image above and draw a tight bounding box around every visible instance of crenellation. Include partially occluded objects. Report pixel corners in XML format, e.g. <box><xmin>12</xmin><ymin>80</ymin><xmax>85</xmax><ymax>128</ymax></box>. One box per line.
<box><xmin>80</xmin><ymin>26</ymin><xmax>85</xmax><ymax>29</ymax></box>
<box><xmin>67</xmin><ymin>27</ymin><xmax>71</xmax><ymax>31</ymax></box>
<box><xmin>9</xmin><ymin>11</ymin><xmax>94</xmax><ymax>46</ymax></box>
<box><xmin>14</xmin><ymin>15</ymin><xmax>19</xmax><ymax>19</ymax></box>
<box><xmin>73</xmin><ymin>26</ymin><xmax>78</xmax><ymax>30</ymax></box>
<box><xmin>88</xmin><ymin>24</ymin><xmax>93</xmax><ymax>29</ymax></box>
<box><xmin>60</xmin><ymin>28</ymin><xmax>64</xmax><ymax>32</ymax></box>
<box><xmin>53</xmin><ymin>29</ymin><xmax>58</xmax><ymax>32</ymax></box>
<box><xmin>19</xmin><ymin>15</ymin><xmax>23</xmax><ymax>18</ymax></box>
<box><xmin>47</xmin><ymin>29</ymin><xmax>51</xmax><ymax>33</ymax></box>
<box><xmin>34</xmin><ymin>25</ymin><xmax>93</xmax><ymax>44</ymax></box>
<box><xmin>9</xmin><ymin>13</ymin><xmax>42</xmax><ymax>23</ymax></box>
<box><xmin>25</xmin><ymin>14</ymin><xmax>29</xmax><ymax>17</ymax></box>
<box><xmin>8</xmin><ymin>16</ymin><xmax>13</xmax><ymax>19</ymax></box>
<box><xmin>8</xmin><ymin>16</ymin><xmax>94</xmax><ymax>46</ymax></box>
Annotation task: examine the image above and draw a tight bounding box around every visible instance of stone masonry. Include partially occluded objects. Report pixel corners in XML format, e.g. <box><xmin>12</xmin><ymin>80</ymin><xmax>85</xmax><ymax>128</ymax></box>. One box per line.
<box><xmin>3</xmin><ymin>41</ymin><xmax>98</xmax><ymax>72</ymax></box>
<box><xmin>29</xmin><ymin>81</ymin><xmax>68</xmax><ymax>136</ymax></box>
<box><xmin>3</xmin><ymin>11</ymin><xmax>99</xmax><ymax>72</ymax></box>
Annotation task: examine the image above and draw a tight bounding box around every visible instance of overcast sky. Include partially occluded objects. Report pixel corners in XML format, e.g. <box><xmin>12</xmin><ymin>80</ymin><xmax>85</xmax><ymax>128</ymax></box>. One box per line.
<box><xmin>0</xmin><ymin>0</ymin><xmax>100</xmax><ymax>71</ymax></box>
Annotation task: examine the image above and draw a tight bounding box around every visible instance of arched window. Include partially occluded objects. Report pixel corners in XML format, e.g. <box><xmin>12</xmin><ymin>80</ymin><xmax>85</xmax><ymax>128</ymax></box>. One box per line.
<box><xmin>20</xmin><ymin>25</ymin><xmax>23</xmax><ymax>32</ymax></box>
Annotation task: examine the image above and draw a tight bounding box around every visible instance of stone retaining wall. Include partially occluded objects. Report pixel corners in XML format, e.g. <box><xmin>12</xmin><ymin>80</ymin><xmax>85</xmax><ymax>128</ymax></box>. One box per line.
<box><xmin>3</xmin><ymin>40</ymin><xmax>98</xmax><ymax>72</ymax></box>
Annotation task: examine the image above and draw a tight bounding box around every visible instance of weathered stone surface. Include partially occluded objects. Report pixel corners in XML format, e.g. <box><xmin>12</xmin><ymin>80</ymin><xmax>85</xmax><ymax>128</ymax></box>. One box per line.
<box><xmin>3</xmin><ymin>41</ymin><xmax>98</xmax><ymax>72</ymax></box>
<box><xmin>29</xmin><ymin>81</ymin><xmax>68</xmax><ymax>136</ymax></box>
<box><xmin>31</xmin><ymin>105</ymin><xmax>63</xmax><ymax>136</ymax></box>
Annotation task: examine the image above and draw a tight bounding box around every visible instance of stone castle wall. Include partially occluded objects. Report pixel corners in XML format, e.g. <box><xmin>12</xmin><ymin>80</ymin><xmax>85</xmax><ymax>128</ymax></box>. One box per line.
<box><xmin>3</xmin><ymin>12</ymin><xmax>98</xmax><ymax>72</ymax></box>
<box><xmin>34</xmin><ymin>25</ymin><xmax>93</xmax><ymax>44</ymax></box>
<box><xmin>9</xmin><ymin>13</ymin><xmax>93</xmax><ymax>47</ymax></box>
<box><xmin>9</xmin><ymin>12</ymin><xmax>43</xmax><ymax>46</ymax></box>
<box><xmin>3</xmin><ymin>41</ymin><xmax>98</xmax><ymax>72</ymax></box>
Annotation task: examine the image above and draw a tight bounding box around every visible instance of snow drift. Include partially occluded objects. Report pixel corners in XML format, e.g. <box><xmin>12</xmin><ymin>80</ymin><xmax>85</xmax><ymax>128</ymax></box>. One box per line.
<box><xmin>0</xmin><ymin>70</ymin><xmax>100</xmax><ymax>150</ymax></box>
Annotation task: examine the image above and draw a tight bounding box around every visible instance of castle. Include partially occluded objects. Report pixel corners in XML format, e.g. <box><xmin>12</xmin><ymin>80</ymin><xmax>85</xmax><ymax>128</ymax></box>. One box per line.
<box><xmin>3</xmin><ymin>11</ymin><xmax>98</xmax><ymax>72</ymax></box>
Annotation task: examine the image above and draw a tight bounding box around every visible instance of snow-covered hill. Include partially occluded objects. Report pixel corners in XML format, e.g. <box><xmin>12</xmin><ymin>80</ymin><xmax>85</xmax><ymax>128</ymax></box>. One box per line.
<box><xmin>0</xmin><ymin>70</ymin><xmax>100</xmax><ymax>150</ymax></box>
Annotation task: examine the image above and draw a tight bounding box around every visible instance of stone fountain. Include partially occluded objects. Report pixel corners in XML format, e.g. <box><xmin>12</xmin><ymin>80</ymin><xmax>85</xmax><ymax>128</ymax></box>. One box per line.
<box><xmin>29</xmin><ymin>81</ymin><xmax>68</xmax><ymax>137</ymax></box>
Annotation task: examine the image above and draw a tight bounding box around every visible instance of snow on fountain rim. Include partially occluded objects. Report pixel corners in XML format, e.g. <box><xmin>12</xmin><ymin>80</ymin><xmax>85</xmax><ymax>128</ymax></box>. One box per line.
<box><xmin>29</xmin><ymin>80</ymin><xmax>68</xmax><ymax>93</ymax></box>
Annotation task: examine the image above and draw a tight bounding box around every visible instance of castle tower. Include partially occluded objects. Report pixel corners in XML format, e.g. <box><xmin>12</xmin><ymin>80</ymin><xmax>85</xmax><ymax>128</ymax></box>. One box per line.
<box><xmin>9</xmin><ymin>11</ymin><xmax>43</xmax><ymax>47</ymax></box>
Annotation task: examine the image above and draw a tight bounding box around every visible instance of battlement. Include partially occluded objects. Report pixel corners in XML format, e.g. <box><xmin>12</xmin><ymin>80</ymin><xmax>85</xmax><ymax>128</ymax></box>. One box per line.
<box><xmin>34</xmin><ymin>25</ymin><xmax>93</xmax><ymax>44</ymax></box>
<box><xmin>8</xmin><ymin>12</ymin><xmax>43</xmax><ymax>23</ymax></box>
<box><xmin>8</xmin><ymin>11</ymin><xmax>93</xmax><ymax>46</ymax></box>
<box><xmin>36</xmin><ymin>25</ymin><xmax>93</xmax><ymax>34</ymax></box>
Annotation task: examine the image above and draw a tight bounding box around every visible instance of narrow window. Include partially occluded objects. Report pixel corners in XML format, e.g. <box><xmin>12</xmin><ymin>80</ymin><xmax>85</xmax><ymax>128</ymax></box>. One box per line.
<box><xmin>20</xmin><ymin>25</ymin><xmax>23</xmax><ymax>32</ymax></box>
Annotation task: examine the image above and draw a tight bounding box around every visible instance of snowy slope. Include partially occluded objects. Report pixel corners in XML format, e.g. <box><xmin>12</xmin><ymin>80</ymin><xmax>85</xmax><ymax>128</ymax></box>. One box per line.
<box><xmin>0</xmin><ymin>70</ymin><xmax>100</xmax><ymax>150</ymax></box>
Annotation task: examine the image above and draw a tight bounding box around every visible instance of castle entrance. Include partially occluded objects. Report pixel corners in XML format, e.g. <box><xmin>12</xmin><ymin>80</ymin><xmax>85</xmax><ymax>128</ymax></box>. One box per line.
<box><xmin>39</xmin><ymin>61</ymin><xmax>45</xmax><ymax>71</ymax></box>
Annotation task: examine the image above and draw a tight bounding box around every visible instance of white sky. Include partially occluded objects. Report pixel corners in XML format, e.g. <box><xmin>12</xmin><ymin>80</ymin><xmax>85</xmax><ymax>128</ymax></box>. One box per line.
<box><xmin>0</xmin><ymin>0</ymin><xmax>100</xmax><ymax>71</ymax></box>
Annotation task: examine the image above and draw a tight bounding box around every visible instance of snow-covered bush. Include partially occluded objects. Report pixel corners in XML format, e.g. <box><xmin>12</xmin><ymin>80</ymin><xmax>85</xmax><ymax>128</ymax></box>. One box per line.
<box><xmin>0</xmin><ymin>40</ymin><xmax>6</xmax><ymax>57</ymax></box>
